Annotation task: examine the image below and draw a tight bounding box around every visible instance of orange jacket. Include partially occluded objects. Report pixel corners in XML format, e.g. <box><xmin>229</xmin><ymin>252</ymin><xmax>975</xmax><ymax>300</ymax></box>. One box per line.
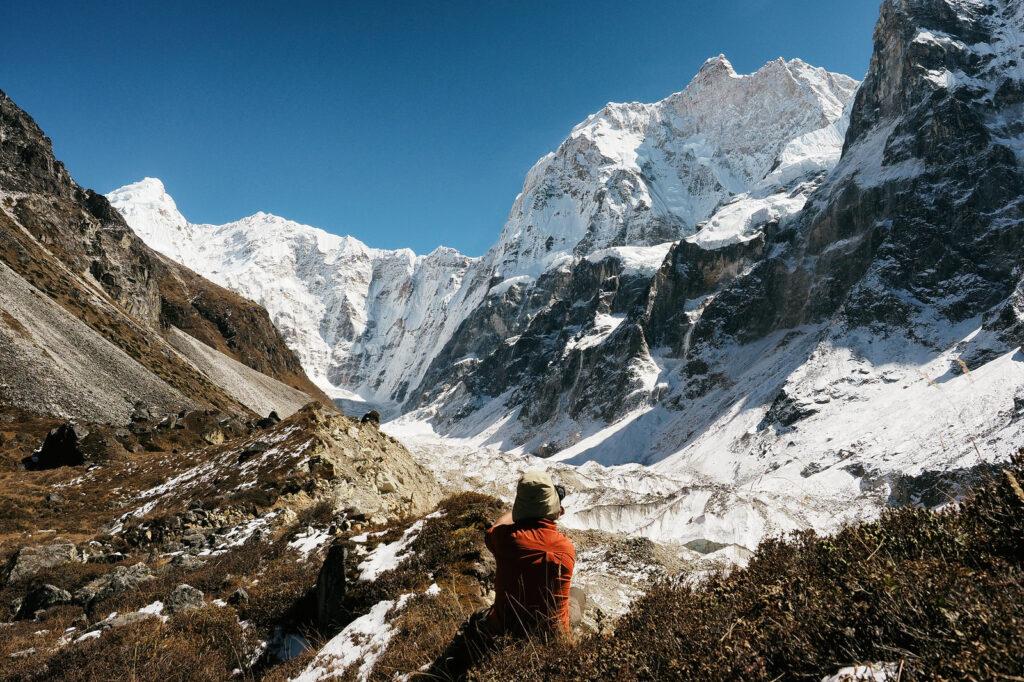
<box><xmin>484</xmin><ymin>518</ymin><xmax>575</xmax><ymax>634</ymax></box>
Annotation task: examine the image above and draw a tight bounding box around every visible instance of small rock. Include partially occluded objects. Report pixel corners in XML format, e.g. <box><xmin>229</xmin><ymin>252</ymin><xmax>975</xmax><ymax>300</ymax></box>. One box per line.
<box><xmin>86</xmin><ymin>552</ymin><xmax>127</xmax><ymax>564</ymax></box>
<box><xmin>75</xmin><ymin>563</ymin><xmax>153</xmax><ymax>607</ymax></box>
<box><xmin>181</xmin><ymin>533</ymin><xmax>207</xmax><ymax>548</ymax></box>
<box><xmin>227</xmin><ymin>588</ymin><xmax>249</xmax><ymax>606</ymax></box>
<box><xmin>131</xmin><ymin>402</ymin><xmax>152</xmax><ymax>422</ymax></box>
<box><xmin>255</xmin><ymin>411</ymin><xmax>281</xmax><ymax>430</ymax></box>
<box><xmin>203</xmin><ymin>429</ymin><xmax>225</xmax><ymax>445</ymax></box>
<box><xmin>170</xmin><ymin>554</ymin><xmax>205</xmax><ymax>570</ymax></box>
<box><xmin>166</xmin><ymin>584</ymin><xmax>204</xmax><ymax>613</ymax></box>
<box><xmin>107</xmin><ymin>611</ymin><xmax>159</xmax><ymax>628</ymax></box>
<box><xmin>238</xmin><ymin>441</ymin><xmax>270</xmax><ymax>463</ymax></box>
<box><xmin>8</xmin><ymin>648</ymin><xmax>35</xmax><ymax>659</ymax></box>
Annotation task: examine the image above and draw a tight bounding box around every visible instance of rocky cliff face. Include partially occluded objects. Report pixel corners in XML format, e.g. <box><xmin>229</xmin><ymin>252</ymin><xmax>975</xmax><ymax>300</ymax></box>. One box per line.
<box><xmin>0</xmin><ymin>89</ymin><xmax>329</xmax><ymax>422</ymax></box>
<box><xmin>412</xmin><ymin>0</ymin><xmax>1024</xmax><ymax>462</ymax></box>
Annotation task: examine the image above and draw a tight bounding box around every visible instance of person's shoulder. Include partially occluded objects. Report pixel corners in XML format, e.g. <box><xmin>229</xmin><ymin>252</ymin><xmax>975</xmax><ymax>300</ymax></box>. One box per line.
<box><xmin>486</xmin><ymin>522</ymin><xmax>514</xmax><ymax>541</ymax></box>
<box><xmin>554</xmin><ymin>528</ymin><xmax>576</xmax><ymax>555</ymax></box>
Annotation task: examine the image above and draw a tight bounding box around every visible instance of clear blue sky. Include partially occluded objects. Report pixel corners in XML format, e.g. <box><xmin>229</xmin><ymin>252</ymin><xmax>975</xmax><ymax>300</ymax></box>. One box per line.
<box><xmin>1</xmin><ymin>1</ymin><xmax>879</xmax><ymax>256</ymax></box>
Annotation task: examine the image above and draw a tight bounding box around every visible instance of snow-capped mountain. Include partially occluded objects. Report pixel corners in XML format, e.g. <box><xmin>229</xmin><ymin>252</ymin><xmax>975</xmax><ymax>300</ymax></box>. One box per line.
<box><xmin>110</xmin><ymin>55</ymin><xmax>857</xmax><ymax>412</ymax></box>
<box><xmin>109</xmin><ymin>179</ymin><xmax>486</xmax><ymax>407</ymax></box>
<box><xmin>491</xmin><ymin>56</ymin><xmax>857</xmax><ymax>278</ymax></box>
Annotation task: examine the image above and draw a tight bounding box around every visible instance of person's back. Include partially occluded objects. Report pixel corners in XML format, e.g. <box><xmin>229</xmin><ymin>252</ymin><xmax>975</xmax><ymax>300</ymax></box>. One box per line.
<box><xmin>484</xmin><ymin>470</ymin><xmax>575</xmax><ymax>636</ymax></box>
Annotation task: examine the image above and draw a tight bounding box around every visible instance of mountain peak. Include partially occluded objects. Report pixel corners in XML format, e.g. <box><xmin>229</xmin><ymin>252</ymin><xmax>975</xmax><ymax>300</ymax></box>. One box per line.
<box><xmin>107</xmin><ymin>177</ymin><xmax>181</xmax><ymax>220</ymax></box>
<box><xmin>696</xmin><ymin>53</ymin><xmax>736</xmax><ymax>79</ymax></box>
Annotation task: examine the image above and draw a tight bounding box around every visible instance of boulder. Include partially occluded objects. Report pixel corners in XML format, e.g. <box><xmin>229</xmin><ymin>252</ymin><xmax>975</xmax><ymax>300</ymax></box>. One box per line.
<box><xmin>238</xmin><ymin>441</ymin><xmax>270</xmax><ymax>464</ymax></box>
<box><xmin>105</xmin><ymin>610</ymin><xmax>160</xmax><ymax>628</ymax></box>
<box><xmin>568</xmin><ymin>586</ymin><xmax>587</xmax><ymax>627</ymax></box>
<box><xmin>75</xmin><ymin>563</ymin><xmax>153</xmax><ymax>608</ymax></box>
<box><xmin>256</xmin><ymin>411</ymin><xmax>281</xmax><ymax>429</ymax></box>
<box><xmin>21</xmin><ymin>424</ymin><xmax>88</xmax><ymax>470</ymax></box>
<box><xmin>6</xmin><ymin>541</ymin><xmax>79</xmax><ymax>583</ymax></box>
<box><xmin>166</xmin><ymin>584</ymin><xmax>204</xmax><ymax>613</ymax></box>
<box><xmin>170</xmin><ymin>554</ymin><xmax>206</xmax><ymax>570</ymax></box>
<box><xmin>15</xmin><ymin>584</ymin><xmax>72</xmax><ymax>619</ymax></box>
<box><xmin>227</xmin><ymin>588</ymin><xmax>249</xmax><ymax>606</ymax></box>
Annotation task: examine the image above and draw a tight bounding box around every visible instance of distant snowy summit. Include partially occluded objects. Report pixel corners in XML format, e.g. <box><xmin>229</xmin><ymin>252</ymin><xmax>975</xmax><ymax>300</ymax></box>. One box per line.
<box><xmin>491</xmin><ymin>55</ymin><xmax>857</xmax><ymax>277</ymax></box>
<box><xmin>108</xmin><ymin>176</ymin><xmax>480</xmax><ymax>406</ymax></box>
<box><xmin>109</xmin><ymin>55</ymin><xmax>858</xmax><ymax>409</ymax></box>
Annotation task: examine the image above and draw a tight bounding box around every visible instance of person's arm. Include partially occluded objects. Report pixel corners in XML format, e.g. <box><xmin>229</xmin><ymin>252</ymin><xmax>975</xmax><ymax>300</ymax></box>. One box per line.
<box><xmin>485</xmin><ymin>510</ymin><xmax>513</xmax><ymax>554</ymax></box>
<box><xmin>491</xmin><ymin>510</ymin><xmax>514</xmax><ymax>528</ymax></box>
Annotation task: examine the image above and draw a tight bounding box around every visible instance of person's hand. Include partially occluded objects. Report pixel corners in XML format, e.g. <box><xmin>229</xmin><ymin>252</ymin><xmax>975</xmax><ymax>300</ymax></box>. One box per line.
<box><xmin>492</xmin><ymin>510</ymin><xmax>514</xmax><ymax>527</ymax></box>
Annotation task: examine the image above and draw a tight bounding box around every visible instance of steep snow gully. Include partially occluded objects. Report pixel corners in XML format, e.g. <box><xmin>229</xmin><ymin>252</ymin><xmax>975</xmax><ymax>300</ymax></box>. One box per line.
<box><xmin>110</xmin><ymin>0</ymin><xmax>1024</xmax><ymax>560</ymax></box>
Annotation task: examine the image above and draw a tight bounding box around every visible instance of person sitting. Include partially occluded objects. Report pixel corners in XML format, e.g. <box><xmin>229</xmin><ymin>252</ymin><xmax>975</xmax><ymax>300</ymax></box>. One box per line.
<box><xmin>426</xmin><ymin>471</ymin><xmax>575</xmax><ymax>679</ymax></box>
<box><xmin>484</xmin><ymin>469</ymin><xmax>575</xmax><ymax>636</ymax></box>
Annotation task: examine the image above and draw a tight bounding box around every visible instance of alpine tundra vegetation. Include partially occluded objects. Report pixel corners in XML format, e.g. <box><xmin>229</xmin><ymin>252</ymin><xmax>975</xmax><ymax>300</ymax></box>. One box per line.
<box><xmin>1</xmin><ymin>0</ymin><xmax>1023</xmax><ymax>680</ymax></box>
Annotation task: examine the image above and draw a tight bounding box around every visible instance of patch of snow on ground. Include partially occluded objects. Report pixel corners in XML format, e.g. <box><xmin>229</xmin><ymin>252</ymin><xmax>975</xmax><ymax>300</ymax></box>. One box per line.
<box><xmin>288</xmin><ymin>528</ymin><xmax>333</xmax><ymax>558</ymax></box>
<box><xmin>822</xmin><ymin>662</ymin><xmax>900</xmax><ymax>682</ymax></box>
<box><xmin>199</xmin><ymin>510</ymin><xmax>284</xmax><ymax>556</ymax></box>
<box><xmin>357</xmin><ymin>521</ymin><xmax>425</xmax><ymax>581</ymax></box>
<box><xmin>291</xmin><ymin>595</ymin><xmax>413</xmax><ymax>682</ymax></box>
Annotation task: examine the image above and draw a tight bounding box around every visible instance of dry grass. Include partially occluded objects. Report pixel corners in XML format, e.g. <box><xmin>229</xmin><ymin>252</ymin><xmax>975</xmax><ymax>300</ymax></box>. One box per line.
<box><xmin>42</xmin><ymin>606</ymin><xmax>252</xmax><ymax>682</ymax></box>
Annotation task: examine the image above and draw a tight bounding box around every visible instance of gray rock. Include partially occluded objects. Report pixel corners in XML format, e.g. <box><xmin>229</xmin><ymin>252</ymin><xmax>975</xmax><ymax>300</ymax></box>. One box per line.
<box><xmin>86</xmin><ymin>552</ymin><xmax>127</xmax><ymax>564</ymax></box>
<box><xmin>170</xmin><ymin>554</ymin><xmax>206</xmax><ymax>570</ymax></box>
<box><xmin>106</xmin><ymin>610</ymin><xmax>160</xmax><ymax>628</ymax></box>
<box><xmin>227</xmin><ymin>588</ymin><xmax>249</xmax><ymax>606</ymax></box>
<box><xmin>166</xmin><ymin>584</ymin><xmax>204</xmax><ymax>613</ymax></box>
<box><xmin>75</xmin><ymin>563</ymin><xmax>153</xmax><ymax>607</ymax></box>
<box><xmin>16</xmin><ymin>584</ymin><xmax>72</xmax><ymax>620</ymax></box>
<box><xmin>255</xmin><ymin>411</ymin><xmax>281</xmax><ymax>429</ymax></box>
<box><xmin>6</xmin><ymin>541</ymin><xmax>78</xmax><ymax>583</ymax></box>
